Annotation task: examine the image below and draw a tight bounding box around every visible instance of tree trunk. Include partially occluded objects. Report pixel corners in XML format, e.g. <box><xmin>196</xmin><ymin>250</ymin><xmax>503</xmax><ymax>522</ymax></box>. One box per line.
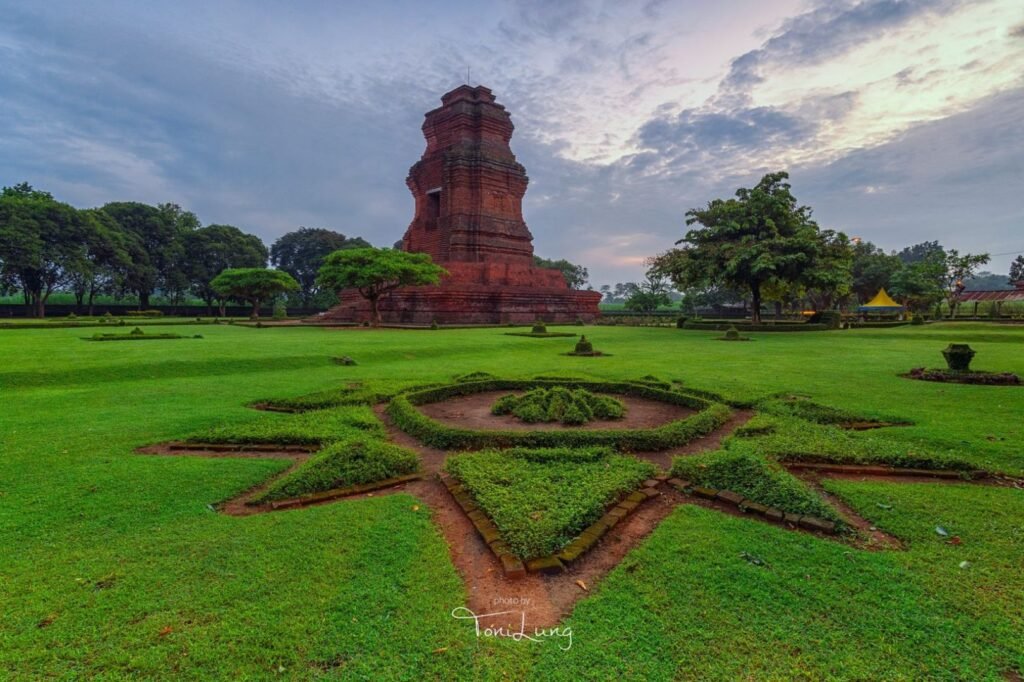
<box><xmin>218</xmin><ymin>300</ymin><xmax>226</xmax><ymax>317</ymax></box>
<box><xmin>368</xmin><ymin>294</ymin><xmax>381</xmax><ymax>327</ymax></box>
<box><xmin>774</xmin><ymin>301</ymin><xmax>782</xmax><ymax>320</ymax></box>
<box><xmin>750</xmin><ymin>284</ymin><xmax>762</xmax><ymax>324</ymax></box>
<box><xmin>250</xmin><ymin>298</ymin><xmax>261</xmax><ymax>320</ymax></box>
<box><xmin>87</xmin><ymin>288</ymin><xmax>96</xmax><ymax>316</ymax></box>
<box><xmin>139</xmin><ymin>291</ymin><xmax>150</xmax><ymax>309</ymax></box>
<box><xmin>205</xmin><ymin>297</ymin><xmax>213</xmax><ymax>316</ymax></box>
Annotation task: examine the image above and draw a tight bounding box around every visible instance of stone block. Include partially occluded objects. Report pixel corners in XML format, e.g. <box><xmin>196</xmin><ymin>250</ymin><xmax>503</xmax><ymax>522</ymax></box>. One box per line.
<box><xmin>740</xmin><ymin>501</ymin><xmax>769</xmax><ymax>516</ymax></box>
<box><xmin>716</xmin><ymin>490</ymin><xmax>745</xmax><ymax>506</ymax></box>
<box><xmin>641</xmin><ymin>487</ymin><xmax>660</xmax><ymax>498</ymax></box>
<box><xmin>783</xmin><ymin>512</ymin><xmax>802</xmax><ymax>526</ymax></box>
<box><xmin>692</xmin><ymin>487</ymin><xmax>719</xmax><ymax>500</ymax></box>
<box><xmin>765</xmin><ymin>508</ymin><xmax>784</xmax><ymax>522</ymax></box>
<box><xmin>799</xmin><ymin>516</ymin><xmax>837</xmax><ymax>534</ymax></box>
<box><xmin>526</xmin><ymin>556</ymin><xmax>565</xmax><ymax>575</ymax></box>
<box><xmin>643</xmin><ymin>479</ymin><xmax>661</xmax><ymax>489</ymax></box>
<box><xmin>500</xmin><ymin>554</ymin><xmax>526</xmax><ymax>579</ymax></box>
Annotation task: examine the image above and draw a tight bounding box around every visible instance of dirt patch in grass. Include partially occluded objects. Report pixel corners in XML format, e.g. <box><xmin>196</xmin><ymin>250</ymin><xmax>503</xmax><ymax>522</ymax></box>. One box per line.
<box><xmin>635</xmin><ymin>409</ymin><xmax>755</xmax><ymax>470</ymax></box>
<box><xmin>416</xmin><ymin>390</ymin><xmax>694</xmax><ymax>432</ymax></box>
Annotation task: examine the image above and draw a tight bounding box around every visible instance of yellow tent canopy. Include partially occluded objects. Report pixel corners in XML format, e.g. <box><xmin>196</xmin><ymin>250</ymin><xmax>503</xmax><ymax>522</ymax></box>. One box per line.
<box><xmin>859</xmin><ymin>288</ymin><xmax>903</xmax><ymax>310</ymax></box>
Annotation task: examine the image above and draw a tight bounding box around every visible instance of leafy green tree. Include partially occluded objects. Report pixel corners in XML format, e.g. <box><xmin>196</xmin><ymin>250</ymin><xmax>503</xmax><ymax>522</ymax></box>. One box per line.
<box><xmin>1008</xmin><ymin>255</ymin><xmax>1024</xmax><ymax>285</ymax></box>
<box><xmin>889</xmin><ymin>252</ymin><xmax>945</xmax><ymax>313</ymax></box>
<box><xmin>533</xmin><ymin>255</ymin><xmax>589</xmax><ymax>289</ymax></box>
<box><xmin>183</xmin><ymin>225</ymin><xmax>268</xmax><ymax>314</ymax></box>
<box><xmin>942</xmin><ymin>249</ymin><xmax>990</xmax><ymax>317</ymax></box>
<box><xmin>210</xmin><ymin>268</ymin><xmax>298</xmax><ymax>319</ymax></box>
<box><xmin>851</xmin><ymin>240</ymin><xmax>903</xmax><ymax>303</ymax></box>
<box><xmin>101</xmin><ymin>202</ymin><xmax>178</xmax><ymax>308</ymax></box>
<box><xmin>270</xmin><ymin>228</ymin><xmax>371</xmax><ymax>306</ymax></box>
<box><xmin>963</xmin><ymin>271</ymin><xmax>1014</xmax><ymax>291</ymax></box>
<box><xmin>624</xmin><ymin>271</ymin><xmax>672</xmax><ymax>312</ymax></box>
<box><xmin>0</xmin><ymin>183</ymin><xmax>88</xmax><ymax>317</ymax></box>
<box><xmin>654</xmin><ymin>171</ymin><xmax>829</xmax><ymax>323</ymax></box>
<box><xmin>68</xmin><ymin>209</ymin><xmax>134</xmax><ymax>315</ymax></box>
<box><xmin>316</xmin><ymin>247</ymin><xmax>447</xmax><ymax>326</ymax></box>
<box><xmin>802</xmin><ymin>230</ymin><xmax>854</xmax><ymax>310</ymax></box>
<box><xmin>897</xmin><ymin>240</ymin><xmax>944</xmax><ymax>265</ymax></box>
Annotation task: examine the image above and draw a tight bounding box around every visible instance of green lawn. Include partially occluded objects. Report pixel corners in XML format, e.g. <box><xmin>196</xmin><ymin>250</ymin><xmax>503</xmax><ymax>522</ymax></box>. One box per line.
<box><xmin>2</xmin><ymin>322</ymin><xmax>1022</xmax><ymax>679</ymax></box>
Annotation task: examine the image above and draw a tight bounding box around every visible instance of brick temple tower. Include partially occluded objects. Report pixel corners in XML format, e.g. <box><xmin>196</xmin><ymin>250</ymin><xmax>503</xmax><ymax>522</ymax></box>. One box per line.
<box><xmin>319</xmin><ymin>84</ymin><xmax>602</xmax><ymax>324</ymax></box>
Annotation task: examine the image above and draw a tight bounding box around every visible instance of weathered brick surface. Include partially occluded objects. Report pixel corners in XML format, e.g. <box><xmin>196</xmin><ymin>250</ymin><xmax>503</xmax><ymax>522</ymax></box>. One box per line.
<box><xmin>716</xmin><ymin>490</ymin><xmax>745</xmax><ymax>506</ymax></box>
<box><xmin>319</xmin><ymin>85</ymin><xmax>602</xmax><ymax>324</ymax></box>
<box><xmin>799</xmin><ymin>516</ymin><xmax>837</xmax><ymax>534</ymax></box>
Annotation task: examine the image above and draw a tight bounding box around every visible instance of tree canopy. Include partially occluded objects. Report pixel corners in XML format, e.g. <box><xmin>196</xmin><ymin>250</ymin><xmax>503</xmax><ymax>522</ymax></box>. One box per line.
<box><xmin>533</xmin><ymin>255</ymin><xmax>589</xmax><ymax>289</ymax></box>
<box><xmin>1008</xmin><ymin>255</ymin><xmax>1024</xmax><ymax>285</ymax></box>
<box><xmin>652</xmin><ymin>171</ymin><xmax>840</xmax><ymax>322</ymax></box>
<box><xmin>210</xmin><ymin>268</ymin><xmax>298</xmax><ymax>319</ymax></box>
<box><xmin>271</xmin><ymin>227</ymin><xmax>371</xmax><ymax>306</ymax></box>
<box><xmin>183</xmin><ymin>225</ymin><xmax>269</xmax><ymax>313</ymax></box>
<box><xmin>316</xmin><ymin>247</ymin><xmax>447</xmax><ymax>325</ymax></box>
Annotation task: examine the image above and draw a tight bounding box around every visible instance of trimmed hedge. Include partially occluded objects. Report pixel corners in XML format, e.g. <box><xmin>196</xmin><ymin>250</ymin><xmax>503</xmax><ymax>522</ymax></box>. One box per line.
<box><xmin>188</xmin><ymin>406</ymin><xmax>385</xmax><ymax>445</ymax></box>
<box><xmin>388</xmin><ymin>379</ymin><xmax>732</xmax><ymax>450</ymax></box>
<box><xmin>672</xmin><ymin>449</ymin><xmax>842</xmax><ymax>523</ymax></box>
<box><xmin>682</xmin><ymin>321</ymin><xmax>827</xmax><ymax>332</ymax></box>
<box><xmin>492</xmin><ymin>387</ymin><xmax>625</xmax><ymax>425</ymax></box>
<box><xmin>446</xmin><ymin>447</ymin><xmax>655</xmax><ymax>559</ymax></box>
<box><xmin>756</xmin><ymin>395</ymin><xmax>908</xmax><ymax>426</ymax></box>
<box><xmin>255</xmin><ymin>438</ymin><xmax>419</xmax><ymax>503</ymax></box>
<box><xmin>253</xmin><ymin>380</ymin><xmax>442</xmax><ymax>411</ymax></box>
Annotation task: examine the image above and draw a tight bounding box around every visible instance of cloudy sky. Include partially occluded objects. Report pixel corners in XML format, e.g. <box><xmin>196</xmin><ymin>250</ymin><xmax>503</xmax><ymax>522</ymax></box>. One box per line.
<box><xmin>2</xmin><ymin>0</ymin><xmax>1022</xmax><ymax>286</ymax></box>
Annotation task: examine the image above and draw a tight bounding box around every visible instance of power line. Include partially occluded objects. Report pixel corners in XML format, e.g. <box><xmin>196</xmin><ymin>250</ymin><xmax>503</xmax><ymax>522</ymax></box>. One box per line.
<box><xmin>989</xmin><ymin>249</ymin><xmax>1023</xmax><ymax>257</ymax></box>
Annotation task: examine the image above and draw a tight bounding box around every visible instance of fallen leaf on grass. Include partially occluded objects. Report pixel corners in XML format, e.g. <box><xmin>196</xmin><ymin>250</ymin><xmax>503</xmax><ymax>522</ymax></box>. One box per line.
<box><xmin>947</xmin><ymin>536</ymin><xmax>962</xmax><ymax>546</ymax></box>
<box><xmin>935</xmin><ymin>526</ymin><xmax>949</xmax><ymax>537</ymax></box>
<box><xmin>876</xmin><ymin>503</ymin><xmax>893</xmax><ymax>510</ymax></box>
<box><xmin>575</xmin><ymin>580</ymin><xmax>588</xmax><ymax>592</ymax></box>
<box><xmin>432</xmin><ymin>647</ymin><xmax>448</xmax><ymax>654</ymax></box>
<box><xmin>959</xmin><ymin>561</ymin><xmax>971</xmax><ymax>569</ymax></box>
<box><xmin>740</xmin><ymin>551</ymin><xmax>769</xmax><ymax>568</ymax></box>
<box><xmin>37</xmin><ymin>613</ymin><xmax>58</xmax><ymax>628</ymax></box>
<box><xmin>158</xmin><ymin>626</ymin><xmax>173</xmax><ymax>638</ymax></box>
<box><xmin>411</xmin><ymin>505</ymin><xmax>420</xmax><ymax>512</ymax></box>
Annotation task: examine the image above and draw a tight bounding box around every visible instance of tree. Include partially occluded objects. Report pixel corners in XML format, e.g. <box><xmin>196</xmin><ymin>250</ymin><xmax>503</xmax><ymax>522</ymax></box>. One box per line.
<box><xmin>183</xmin><ymin>225</ymin><xmax>268</xmax><ymax>314</ymax></box>
<box><xmin>653</xmin><ymin>171</ymin><xmax>827</xmax><ymax>323</ymax></box>
<box><xmin>210</xmin><ymin>268</ymin><xmax>298</xmax><ymax>319</ymax></box>
<box><xmin>897</xmin><ymin>240</ymin><xmax>944</xmax><ymax>265</ymax></box>
<box><xmin>889</xmin><ymin>252</ymin><xmax>945</xmax><ymax>313</ymax></box>
<box><xmin>101</xmin><ymin>202</ymin><xmax>178</xmax><ymax>308</ymax></box>
<box><xmin>598</xmin><ymin>284</ymin><xmax>612</xmax><ymax>302</ymax></box>
<box><xmin>316</xmin><ymin>247</ymin><xmax>447</xmax><ymax>326</ymax></box>
<box><xmin>851</xmin><ymin>240</ymin><xmax>903</xmax><ymax>303</ymax></box>
<box><xmin>802</xmin><ymin>230</ymin><xmax>854</xmax><ymax>310</ymax></box>
<box><xmin>1009</xmin><ymin>255</ymin><xmax>1024</xmax><ymax>285</ymax></box>
<box><xmin>533</xmin><ymin>255</ymin><xmax>589</xmax><ymax>289</ymax></box>
<box><xmin>68</xmin><ymin>209</ymin><xmax>133</xmax><ymax>315</ymax></box>
<box><xmin>270</xmin><ymin>228</ymin><xmax>371</xmax><ymax>306</ymax></box>
<box><xmin>963</xmin><ymin>271</ymin><xmax>1014</xmax><ymax>291</ymax></box>
<box><xmin>941</xmin><ymin>249</ymin><xmax>990</xmax><ymax>317</ymax></box>
<box><xmin>0</xmin><ymin>183</ymin><xmax>88</xmax><ymax>317</ymax></box>
<box><xmin>624</xmin><ymin>271</ymin><xmax>672</xmax><ymax>312</ymax></box>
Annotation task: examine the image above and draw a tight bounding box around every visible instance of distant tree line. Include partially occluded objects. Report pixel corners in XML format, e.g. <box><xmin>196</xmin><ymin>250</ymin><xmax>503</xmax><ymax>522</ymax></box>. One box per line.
<box><xmin>0</xmin><ymin>183</ymin><xmax>372</xmax><ymax>317</ymax></box>
<box><xmin>639</xmin><ymin>172</ymin><xmax>997</xmax><ymax>320</ymax></box>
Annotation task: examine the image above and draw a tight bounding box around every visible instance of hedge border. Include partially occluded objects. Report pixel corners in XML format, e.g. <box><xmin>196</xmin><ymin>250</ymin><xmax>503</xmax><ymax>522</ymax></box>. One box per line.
<box><xmin>682</xmin><ymin>321</ymin><xmax>827</xmax><ymax>332</ymax></box>
<box><xmin>387</xmin><ymin>379</ymin><xmax>733</xmax><ymax>451</ymax></box>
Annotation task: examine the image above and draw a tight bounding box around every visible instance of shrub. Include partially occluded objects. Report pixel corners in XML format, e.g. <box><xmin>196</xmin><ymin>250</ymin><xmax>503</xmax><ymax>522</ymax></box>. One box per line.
<box><xmin>574</xmin><ymin>317</ymin><xmax>585</xmax><ymax>326</ymax></box>
<box><xmin>491</xmin><ymin>387</ymin><xmax>625</xmax><ymax>425</ymax></box>
<box><xmin>255</xmin><ymin>438</ymin><xmax>419</xmax><ymax>502</ymax></box>
<box><xmin>272</xmin><ymin>300</ymin><xmax>287</xmax><ymax>320</ymax></box>
<box><xmin>808</xmin><ymin>310</ymin><xmax>842</xmax><ymax>329</ymax></box>
<box><xmin>446</xmin><ymin>448</ymin><xmax>655</xmax><ymax>559</ymax></box>
<box><xmin>573</xmin><ymin>335</ymin><xmax>594</xmax><ymax>354</ymax></box>
<box><xmin>911</xmin><ymin>315</ymin><xmax>925</xmax><ymax>326</ymax></box>
<box><xmin>430</xmin><ymin>319</ymin><xmax>439</xmax><ymax>330</ymax></box>
<box><xmin>682</xmin><ymin>321</ymin><xmax>827</xmax><ymax>332</ymax></box>
<box><xmin>671</xmin><ymin>450</ymin><xmax>841</xmax><ymax>523</ymax></box>
<box><xmin>676</xmin><ymin>316</ymin><xmax>687</xmax><ymax>329</ymax></box>
<box><xmin>532</xmin><ymin>320</ymin><xmax>548</xmax><ymax>334</ymax></box>
<box><xmin>756</xmin><ymin>395</ymin><xmax>905</xmax><ymax>426</ymax></box>
<box><xmin>454</xmin><ymin>371</ymin><xmax>497</xmax><ymax>383</ymax></box>
<box><xmin>724</xmin><ymin>325</ymin><xmax>740</xmax><ymax>340</ymax></box>
<box><xmin>130</xmin><ymin>327</ymin><xmax>145</xmax><ymax>336</ymax></box>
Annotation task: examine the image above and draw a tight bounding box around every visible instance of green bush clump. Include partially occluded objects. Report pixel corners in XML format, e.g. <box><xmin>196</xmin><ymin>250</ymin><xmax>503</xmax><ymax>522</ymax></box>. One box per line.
<box><xmin>492</xmin><ymin>386</ymin><xmax>625</xmax><ymax>425</ymax></box>
<box><xmin>388</xmin><ymin>379</ymin><xmax>732</xmax><ymax>450</ymax></box>
<box><xmin>188</xmin><ymin>406</ymin><xmax>384</xmax><ymax>445</ymax></box>
<box><xmin>682</xmin><ymin>321</ymin><xmax>826</xmax><ymax>332</ymax></box>
<box><xmin>255</xmin><ymin>438</ymin><xmax>419</xmax><ymax>502</ymax></box>
<box><xmin>911</xmin><ymin>315</ymin><xmax>925</xmax><ymax>326</ymax></box>
<box><xmin>454</xmin><ymin>371</ymin><xmax>497</xmax><ymax>383</ymax></box>
<box><xmin>446</xmin><ymin>448</ymin><xmax>655</xmax><ymax>559</ymax></box>
<box><xmin>671</xmin><ymin>449</ymin><xmax>842</xmax><ymax>523</ymax></box>
<box><xmin>532</xmin><ymin>320</ymin><xmax>547</xmax><ymax>334</ymax></box>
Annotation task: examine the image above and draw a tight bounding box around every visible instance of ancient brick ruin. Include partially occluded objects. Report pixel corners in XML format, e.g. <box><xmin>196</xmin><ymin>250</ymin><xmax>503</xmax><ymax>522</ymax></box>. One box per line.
<box><xmin>319</xmin><ymin>84</ymin><xmax>602</xmax><ymax>324</ymax></box>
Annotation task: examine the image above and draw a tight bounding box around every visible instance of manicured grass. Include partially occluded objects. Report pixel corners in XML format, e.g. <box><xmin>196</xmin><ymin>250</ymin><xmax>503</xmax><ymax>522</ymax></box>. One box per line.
<box><xmin>446</xmin><ymin>447</ymin><xmax>655</xmax><ymax>559</ymax></box>
<box><xmin>186</xmin><ymin>405</ymin><xmax>384</xmax><ymax>445</ymax></box>
<box><xmin>2</xmin><ymin>321</ymin><xmax>1023</xmax><ymax>678</ymax></box>
<box><xmin>256</xmin><ymin>438</ymin><xmax>420</xmax><ymax>502</ymax></box>
<box><xmin>671</xmin><ymin>449</ymin><xmax>842</xmax><ymax>522</ymax></box>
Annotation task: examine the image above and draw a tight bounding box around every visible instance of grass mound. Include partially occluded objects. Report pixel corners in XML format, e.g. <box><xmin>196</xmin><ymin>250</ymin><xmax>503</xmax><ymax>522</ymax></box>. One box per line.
<box><xmin>757</xmin><ymin>395</ymin><xmax>908</xmax><ymax>426</ymax></box>
<box><xmin>491</xmin><ymin>386</ymin><xmax>625</xmax><ymax>425</ymax></box>
<box><xmin>733</xmin><ymin>415</ymin><xmax>974</xmax><ymax>471</ymax></box>
<box><xmin>446</xmin><ymin>447</ymin><xmax>655</xmax><ymax>559</ymax></box>
<box><xmin>254</xmin><ymin>379</ymin><xmax>434</xmax><ymax>411</ymax></box>
<box><xmin>255</xmin><ymin>438</ymin><xmax>419</xmax><ymax>503</ymax></box>
<box><xmin>671</xmin><ymin>449</ymin><xmax>841</xmax><ymax>523</ymax></box>
<box><xmin>188</xmin><ymin>405</ymin><xmax>384</xmax><ymax>445</ymax></box>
